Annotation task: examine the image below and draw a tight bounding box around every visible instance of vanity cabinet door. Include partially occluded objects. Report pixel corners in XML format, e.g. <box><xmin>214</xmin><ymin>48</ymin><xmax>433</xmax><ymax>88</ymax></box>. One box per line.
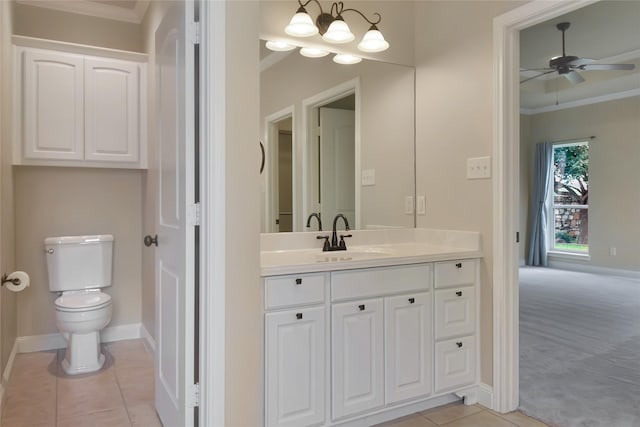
<box><xmin>23</xmin><ymin>49</ymin><xmax>84</xmax><ymax>161</ymax></box>
<box><xmin>85</xmin><ymin>57</ymin><xmax>140</xmax><ymax>163</ymax></box>
<box><xmin>385</xmin><ymin>292</ymin><xmax>432</xmax><ymax>404</ymax></box>
<box><xmin>266</xmin><ymin>307</ymin><xmax>325</xmax><ymax>427</ymax></box>
<box><xmin>332</xmin><ymin>298</ymin><xmax>384</xmax><ymax>419</ymax></box>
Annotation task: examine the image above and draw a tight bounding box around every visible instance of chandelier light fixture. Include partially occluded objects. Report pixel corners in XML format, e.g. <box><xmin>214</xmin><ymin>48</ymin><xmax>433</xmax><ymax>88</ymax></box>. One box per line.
<box><xmin>284</xmin><ymin>0</ymin><xmax>389</xmax><ymax>53</ymax></box>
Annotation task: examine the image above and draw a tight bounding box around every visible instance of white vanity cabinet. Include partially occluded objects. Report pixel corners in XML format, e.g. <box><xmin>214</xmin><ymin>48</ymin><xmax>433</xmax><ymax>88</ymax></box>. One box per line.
<box><xmin>14</xmin><ymin>41</ymin><xmax>147</xmax><ymax>169</ymax></box>
<box><xmin>433</xmin><ymin>260</ymin><xmax>478</xmax><ymax>393</ymax></box>
<box><xmin>264</xmin><ymin>273</ymin><xmax>329</xmax><ymax>427</ymax></box>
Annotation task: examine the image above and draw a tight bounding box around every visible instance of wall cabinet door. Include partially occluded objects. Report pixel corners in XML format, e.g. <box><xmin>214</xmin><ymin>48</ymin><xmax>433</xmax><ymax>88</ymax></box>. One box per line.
<box><xmin>23</xmin><ymin>49</ymin><xmax>84</xmax><ymax>161</ymax></box>
<box><xmin>265</xmin><ymin>307</ymin><xmax>325</xmax><ymax>427</ymax></box>
<box><xmin>385</xmin><ymin>292</ymin><xmax>432</xmax><ymax>404</ymax></box>
<box><xmin>332</xmin><ymin>298</ymin><xmax>384</xmax><ymax>419</ymax></box>
<box><xmin>85</xmin><ymin>57</ymin><xmax>140</xmax><ymax>163</ymax></box>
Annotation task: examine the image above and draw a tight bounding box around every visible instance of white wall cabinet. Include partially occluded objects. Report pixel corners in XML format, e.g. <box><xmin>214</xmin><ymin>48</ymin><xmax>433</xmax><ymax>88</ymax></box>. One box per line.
<box><xmin>331</xmin><ymin>298</ymin><xmax>384</xmax><ymax>419</ymax></box>
<box><xmin>263</xmin><ymin>259</ymin><xmax>479</xmax><ymax>427</ymax></box>
<box><xmin>15</xmin><ymin>41</ymin><xmax>147</xmax><ymax>169</ymax></box>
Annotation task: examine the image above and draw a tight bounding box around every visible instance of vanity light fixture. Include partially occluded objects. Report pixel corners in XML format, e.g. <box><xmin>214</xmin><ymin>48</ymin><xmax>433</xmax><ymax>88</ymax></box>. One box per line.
<box><xmin>300</xmin><ymin>47</ymin><xmax>330</xmax><ymax>58</ymax></box>
<box><xmin>285</xmin><ymin>0</ymin><xmax>389</xmax><ymax>52</ymax></box>
<box><xmin>265</xmin><ymin>40</ymin><xmax>297</xmax><ymax>51</ymax></box>
<box><xmin>333</xmin><ymin>53</ymin><xmax>362</xmax><ymax>65</ymax></box>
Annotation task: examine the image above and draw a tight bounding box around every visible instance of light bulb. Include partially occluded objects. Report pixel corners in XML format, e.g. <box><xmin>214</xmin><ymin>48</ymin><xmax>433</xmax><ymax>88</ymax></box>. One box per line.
<box><xmin>322</xmin><ymin>18</ymin><xmax>355</xmax><ymax>44</ymax></box>
<box><xmin>357</xmin><ymin>28</ymin><xmax>389</xmax><ymax>53</ymax></box>
<box><xmin>265</xmin><ymin>41</ymin><xmax>296</xmax><ymax>52</ymax></box>
<box><xmin>333</xmin><ymin>54</ymin><xmax>362</xmax><ymax>65</ymax></box>
<box><xmin>285</xmin><ymin>10</ymin><xmax>318</xmax><ymax>37</ymax></box>
<box><xmin>300</xmin><ymin>47</ymin><xmax>330</xmax><ymax>58</ymax></box>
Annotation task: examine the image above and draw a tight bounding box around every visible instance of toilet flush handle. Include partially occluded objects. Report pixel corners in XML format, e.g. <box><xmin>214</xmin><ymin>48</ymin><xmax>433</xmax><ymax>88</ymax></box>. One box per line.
<box><xmin>144</xmin><ymin>235</ymin><xmax>158</xmax><ymax>247</ymax></box>
<box><xmin>46</xmin><ymin>248</ymin><xmax>54</xmax><ymax>254</ymax></box>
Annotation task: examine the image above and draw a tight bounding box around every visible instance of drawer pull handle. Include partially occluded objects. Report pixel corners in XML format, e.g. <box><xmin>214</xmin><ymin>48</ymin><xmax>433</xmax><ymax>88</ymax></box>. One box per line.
<box><xmin>456</xmin><ymin>342</ymin><xmax>463</xmax><ymax>348</ymax></box>
<box><xmin>295</xmin><ymin>278</ymin><xmax>302</xmax><ymax>285</ymax></box>
<box><xmin>455</xmin><ymin>263</ymin><xmax>462</xmax><ymax>269</ymax></box>
<box><xmin>296</xmin><ymin>313</ymin><xmax>303</xmax><ymax>320</ymax></box>
<box><xmin>358</xmin><ymin>304</ymin><xmax>365</xmax><ymax>311</ymax></box>
<box><xmin>408</xmin><ymin>298</ymin><xmax>415</xmax><ymax>304</ymax></box>
<box><xmin>456</xmin><ymin>291</ymin><xmax>463</xmax><ymax>297</ymax></box>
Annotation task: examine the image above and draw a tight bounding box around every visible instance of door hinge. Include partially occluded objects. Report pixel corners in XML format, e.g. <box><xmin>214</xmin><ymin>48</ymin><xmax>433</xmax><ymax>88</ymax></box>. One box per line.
<box><xmin>188</xmin><ymin>21</ymin><xmax>200</xmax><ymax>45</ymax></box>
<box><xmin>516</xmin><ymin>231</ymin><xmax>520</xmax><ymax>243</ymax></box>
<box><xmin>188</xmin><ymin>383</ymin><xmax>200</xmax><ymax>408</ymax></box>
<box><xmin>188</xmin><ymin>202</ymin><xmax>201</xmax><ymax>226</ymax></box>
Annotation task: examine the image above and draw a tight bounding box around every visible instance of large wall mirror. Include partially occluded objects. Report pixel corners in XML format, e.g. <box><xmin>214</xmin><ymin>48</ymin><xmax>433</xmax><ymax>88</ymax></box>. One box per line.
<box><xmin>260</xmin><ymin>41</ymin><xmax>416</xmax><ymax>234</ymax></box>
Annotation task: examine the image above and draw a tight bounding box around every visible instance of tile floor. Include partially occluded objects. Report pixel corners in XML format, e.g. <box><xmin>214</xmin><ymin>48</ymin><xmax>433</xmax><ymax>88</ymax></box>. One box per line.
<box><xmin>375</xmin><ymin>403</ymin><xmax>551</xmax><ymax>427</ymax></box>
<box><xmin>1</xmin><ymin>339</ymin><xmax>161</xmax><ymax>427</ymax></box>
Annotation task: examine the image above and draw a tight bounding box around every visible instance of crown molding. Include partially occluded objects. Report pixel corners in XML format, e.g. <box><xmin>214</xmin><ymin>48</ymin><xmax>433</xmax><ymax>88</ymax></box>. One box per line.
<box><xmin>520</xmin><ymin>88</ymin><xmax>640</xmax><ymax>115</ymax></box>
<box><xmin>16</xmin><ymin>0</ymin><xmax>150</xmax><ymax>24</ymax></box>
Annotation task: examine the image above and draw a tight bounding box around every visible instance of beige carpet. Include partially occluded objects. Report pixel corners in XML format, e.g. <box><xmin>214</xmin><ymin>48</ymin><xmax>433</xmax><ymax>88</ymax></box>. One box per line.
<box><xmin>519</xmin><ymin>267</ymin><xmax>640</xmax><ymax>427</ymax></box>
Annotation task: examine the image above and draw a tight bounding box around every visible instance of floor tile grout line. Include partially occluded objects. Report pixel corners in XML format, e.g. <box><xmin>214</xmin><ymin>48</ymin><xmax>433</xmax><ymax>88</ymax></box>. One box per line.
<box><xmin>419</xmin><ymin>406</ymin><xmax>485</xmax><ymax>426</ymax></box>
<box><xmin>109</xmin><ymin>344</ymin><xmax>136</xmax><ymax>427</ymax></box>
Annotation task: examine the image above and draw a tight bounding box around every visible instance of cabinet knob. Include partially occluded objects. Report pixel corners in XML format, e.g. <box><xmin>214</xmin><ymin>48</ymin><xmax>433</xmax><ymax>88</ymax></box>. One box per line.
<box><xmin>296</xmin><ymin>313</ymin><xmax>303</xmax><ymax>320</ymax></box>
<box><xmin>408</xmin><ymin>297</ymin><xmax>415</xmax><ymax>304</ymax></box>
<box><xmin>358</xmin><ymin>304</ymin><xmax>365</xmax><ymax>311</ymax></box>
<box><xmin>456</xmin><ymin>342</ymin><xmax>463</xmax><ymax>348</ymax></box>
<box><xmin>456</xmin><ymin>291</ymin><xmax>463</xmax><ymax>297</ymax></box>
<box><xmin>295</xmin><ymin>278</ymin><xmax>302</xmax><ymax>285</ymax></box>
<box><xmin>455</xmin><ymin>262</ymin><xmax>462</xmax><ymax>269</ymax></box>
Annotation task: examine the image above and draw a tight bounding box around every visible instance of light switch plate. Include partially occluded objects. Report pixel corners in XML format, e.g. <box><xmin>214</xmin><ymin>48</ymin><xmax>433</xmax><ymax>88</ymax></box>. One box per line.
<box><xmin>466</xmin><ymin>156</ymin><xmax>491</xmax><ymax>179</ymax></box>
<box><xmin>362</xmin><ymin>169</ymin><xmax>376</xmax><ymax>186</ymax></box>
<box><xmin>416</xmin><ymin>196</ymin><xmax>426</xmax><ymax>215</ymax></box>
<box><xmin>404</xmin><ymin>196</ymin><xmax>414</xmax><ymax>214</ymax></box>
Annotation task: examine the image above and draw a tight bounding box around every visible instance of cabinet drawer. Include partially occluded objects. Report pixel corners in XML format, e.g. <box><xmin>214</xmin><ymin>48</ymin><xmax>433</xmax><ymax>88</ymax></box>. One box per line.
<box><xmin>434</xmin><ymin>286</ymin><xmax>476</xmax><ymax>340</ymax></box>
<box><xmin>331</xmin><ymin>264</ymin><xmax>431</xmax><ymax>302</ymax></box>
<box><xmin>434</xmin><ymin>260</ymin><xmax>476</xmax><ymax>289</ymax></box>
<box><xmin>265</xmin><ymin>273</ymin><xmax>327</xmax><ymax>309</ymax></box>
<box><xmin>434</xmin><ymin>336</ymin><xmax>476</xmax><ymax>393</ymax></box>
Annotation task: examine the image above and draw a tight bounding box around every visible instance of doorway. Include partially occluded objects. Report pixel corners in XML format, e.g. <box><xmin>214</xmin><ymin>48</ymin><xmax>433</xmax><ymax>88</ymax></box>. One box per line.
<box><xmin>264</xmin><ymin>110</ymin><xmax>294</xmax><ymax>233</ymax></box>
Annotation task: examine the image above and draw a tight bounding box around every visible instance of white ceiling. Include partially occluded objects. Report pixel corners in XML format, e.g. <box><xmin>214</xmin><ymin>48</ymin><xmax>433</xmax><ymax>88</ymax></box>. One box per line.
<box><xmin>520</xmin><ymin>1</ymin><xmax>640</xmax><ymax>114</ymax></box>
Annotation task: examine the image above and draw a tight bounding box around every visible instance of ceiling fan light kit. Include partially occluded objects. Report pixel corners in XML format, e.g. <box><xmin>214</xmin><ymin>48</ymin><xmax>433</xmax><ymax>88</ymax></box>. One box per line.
<box><xmin>520</xmin><ymin>21</ymin><xmax>636</xmax><ymax>85</ymax></box>
<box><xmin>268</xmin><ymin>0</ymin><xmax>389</xmax><ymax>65</ymax></box>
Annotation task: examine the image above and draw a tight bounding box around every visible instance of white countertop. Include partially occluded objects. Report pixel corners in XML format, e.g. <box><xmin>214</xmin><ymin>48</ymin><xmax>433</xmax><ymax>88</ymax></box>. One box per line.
<box><xmin>261</xmin><ymin>228</ymin><xmax>482</xmax><ymax>276</ymax></box>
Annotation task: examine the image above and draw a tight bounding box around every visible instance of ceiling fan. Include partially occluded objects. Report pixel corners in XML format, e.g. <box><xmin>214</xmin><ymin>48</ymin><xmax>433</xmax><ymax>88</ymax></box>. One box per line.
<box><xmin>520</xmin><ymin>22</ymin><xmax>636</xmax><ymax>85</ymax></box>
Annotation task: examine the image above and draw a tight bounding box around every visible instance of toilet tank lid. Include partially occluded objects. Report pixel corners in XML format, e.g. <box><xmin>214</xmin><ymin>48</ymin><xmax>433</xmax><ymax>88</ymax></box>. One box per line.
<box><xmin>44</xmin><ymin>234</ymin><xmax>114</xmax><ymax>245</ymax></box>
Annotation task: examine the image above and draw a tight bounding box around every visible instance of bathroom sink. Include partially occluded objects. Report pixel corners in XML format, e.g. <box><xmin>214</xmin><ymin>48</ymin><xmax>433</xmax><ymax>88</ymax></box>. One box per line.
<box><xmin>315</xmin><ymin>247</ymin><xmax>394</xmax><ymax>263</ymax></box>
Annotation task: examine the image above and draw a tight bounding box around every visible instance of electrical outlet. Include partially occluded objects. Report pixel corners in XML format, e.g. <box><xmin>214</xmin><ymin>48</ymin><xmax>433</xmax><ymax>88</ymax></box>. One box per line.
<box><xmin>362</xmin><ymin>169</ymin><xmax>376</xmax><ymax>186</ymax></box>
<box><xmin>404</xmin><ymin>196</ymin><xmax>414</xmax><ymax>214</ymax></box>
<box><xmin>467</xmin><ymin>156</ymin><xmax>492</xmax><ymax>179</ymax></box>
<box><xmin>416</xmin><ymin>196</ymin><xmax>426</xmax><ymax>215</ymax></box>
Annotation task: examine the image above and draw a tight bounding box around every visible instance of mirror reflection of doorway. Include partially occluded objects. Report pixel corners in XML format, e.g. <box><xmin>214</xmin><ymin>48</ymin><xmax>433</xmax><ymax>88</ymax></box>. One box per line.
<box><xmin>277</xmin><ymin>124</ymin><xmax>293</xmax><ymax>232</ymax></box>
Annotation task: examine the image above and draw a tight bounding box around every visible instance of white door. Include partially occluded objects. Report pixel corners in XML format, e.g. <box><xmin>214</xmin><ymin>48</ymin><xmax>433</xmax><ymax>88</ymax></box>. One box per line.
<box><xmin>320</xmin><ymin>108</ymin><xmax>355</xmax><ymax>227</ymax></box>
<box><xmin>155</xmin><ymin>2</ymin><xmax>196</xmax><ymax>426</ymax></box>
<box><xmin>266</xmin><ymin>307</ymin><xmax>325</xmax><ymax>427</ymax></box>
<box><xmin>84</xmin><ymin>57</ymin><xmax>140</xmax><ymax>163</ymax></box>
<box><xmin>385</xmin><ymin>293</ymin><xmax>432</xmax><ymax>404</ymax></box>
<box><xmin>332</xmin><ymin>298</ymin><xmax>384</xmax><ymax>419</ymax></box>
<box><xmin>23</xmin><ymin>49</ymin><xmax>84</xmax><ymax>161</ymax></box>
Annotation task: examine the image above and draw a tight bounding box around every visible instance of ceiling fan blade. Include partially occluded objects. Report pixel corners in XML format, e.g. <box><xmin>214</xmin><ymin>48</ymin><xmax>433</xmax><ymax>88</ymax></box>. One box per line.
<box><xmin>568</xmin><ymin>57</ymin><xmax>595</xmax><ymax>67</ymax></box>
<box><xmin>578</xmin><ymin>63</ymin><xmax>635</xmax><ymax>71</ymax></box>
<box><xmin>564</xmin><ymin>70</ymin><xmax>585</xmax><ymax>84</ymax></box>
<box><xmin>520</xmin><ymin>69</ymin><xmax>556</xmax><ymax>84</ymax></box>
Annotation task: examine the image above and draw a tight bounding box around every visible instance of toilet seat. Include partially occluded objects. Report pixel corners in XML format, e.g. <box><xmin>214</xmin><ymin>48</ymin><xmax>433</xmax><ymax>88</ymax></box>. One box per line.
<box><xmin>55</xmin><ymin>290</ymin><xmax>112</xmax><ymax>312</ymax></box>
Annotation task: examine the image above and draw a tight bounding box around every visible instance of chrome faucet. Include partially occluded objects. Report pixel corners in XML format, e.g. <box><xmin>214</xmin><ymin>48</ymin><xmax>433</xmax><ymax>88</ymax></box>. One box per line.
<box><xmin>306</xmin><ymin>212</ymin><xmax>322</xmax><ymax>231</ymax></box>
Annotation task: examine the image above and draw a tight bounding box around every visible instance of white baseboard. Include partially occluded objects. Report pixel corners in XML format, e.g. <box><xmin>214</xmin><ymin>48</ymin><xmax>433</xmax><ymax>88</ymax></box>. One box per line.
<box><xmin>547</xmin><ymin>259</ymin><xmax>640</xmax><ymax>280</ymax></box>
<box><xmin>476</xmin><ymin>383</ymin><xmax>494</xmax><ymax>410</ymax></box>
<box><xmin>0</xmin><ymin>339</ymin><xmax>18</xmax><ymax>420</ymax></box>
<box><xmin>140</xmin><ymin>323</ymin><xmax>156</xmax><ymax>354</ymax></box>
<box><xmin>17</xmin><ymin>322</ymin><xmax>144</xmax><ymax>353</ymax></box>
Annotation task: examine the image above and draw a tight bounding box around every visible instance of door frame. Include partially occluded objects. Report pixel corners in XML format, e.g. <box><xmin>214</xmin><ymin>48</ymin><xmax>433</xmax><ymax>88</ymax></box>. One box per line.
<box><xmin>492</xmin><ymin>0</ymin><xmax>599</xmax><ymax>413</ymax></box>
<box><xmin>264</xmin><ymin>106</ymin><xmax>294</xmax><ymax>233</ymax></box>
<box><xmin>301</xmin><ymin>78</ymin><xmax>360</xmax><ymax>230</ymax></box>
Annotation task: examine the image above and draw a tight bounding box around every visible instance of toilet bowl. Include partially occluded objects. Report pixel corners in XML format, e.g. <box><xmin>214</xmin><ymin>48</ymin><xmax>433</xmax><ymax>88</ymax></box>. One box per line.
<box><xmin>55</xmin><ymin>289</ymin><xmax>113</xmax><ymax>375</ymax></box>
<box><xmin>45</xmin><ymin>235</ymin><xmax>114</xmax><ymax>376</ymax></box>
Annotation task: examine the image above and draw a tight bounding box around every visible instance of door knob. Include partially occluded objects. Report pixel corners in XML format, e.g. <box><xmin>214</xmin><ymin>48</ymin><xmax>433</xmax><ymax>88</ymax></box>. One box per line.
<box><xmin>144</xmin><ymin>235</ymin><xmax>158</xmax><ymax>247</ymax></box>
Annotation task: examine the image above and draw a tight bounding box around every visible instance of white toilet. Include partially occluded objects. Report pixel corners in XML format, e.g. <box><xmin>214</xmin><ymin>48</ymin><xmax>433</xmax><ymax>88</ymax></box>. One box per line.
<box><xmin>45</xmin><ymin>234</ymin><xmax>114</xmax><ymax>375</ymax></box>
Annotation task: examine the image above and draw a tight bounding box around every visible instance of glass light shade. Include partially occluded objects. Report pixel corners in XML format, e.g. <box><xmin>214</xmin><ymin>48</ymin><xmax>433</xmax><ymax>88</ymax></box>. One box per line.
<box><xmin>265</xmin><ymin>40</ymin><xmax>296</xmax><ymax>52</ymax></box>
<box><xmin>322</xmin><ymin>19</ymin><xmax>355</xmax><ymax>44</ymax></box>
<box><xmin>300</xmin><ymin>47</ymin><xmax>330</xmax><ymax>58</ymax></box>
<box><xmin>333</xmin><ymin>54</ymin><xmax>362</xmax><ymax>65</ymax></box>
<box><xmin>357</xmin><ymin>29</ymin><xmax>389</xmax><ymax>53</ymax></box>
<box><xmin>285</xmin><ymin>12</ymin><xmax>318</xmax><ymax>37</ymax></box>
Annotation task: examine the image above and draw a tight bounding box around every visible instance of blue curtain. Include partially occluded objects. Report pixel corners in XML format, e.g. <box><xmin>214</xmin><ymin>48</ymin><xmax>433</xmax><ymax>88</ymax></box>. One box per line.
<box><xmin>527</xmin><ymin>142</ymin><xmax>553</xmax><ymax>266</ymax></box>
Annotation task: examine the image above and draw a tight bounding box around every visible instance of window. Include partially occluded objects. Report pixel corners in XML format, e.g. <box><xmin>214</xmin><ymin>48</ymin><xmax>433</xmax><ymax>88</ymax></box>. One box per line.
<box><xmin>550</xmin><ymin>141</ymin><xmax>589</xmax><ymax>253</ymax></box>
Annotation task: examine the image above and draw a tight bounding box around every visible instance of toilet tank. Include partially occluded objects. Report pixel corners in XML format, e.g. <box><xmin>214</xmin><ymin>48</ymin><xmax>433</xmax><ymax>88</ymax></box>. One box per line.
<box><xmin>45</xmin><ymin>235</ymin><xmax>114</xmax><ymax>292</ymax></box>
